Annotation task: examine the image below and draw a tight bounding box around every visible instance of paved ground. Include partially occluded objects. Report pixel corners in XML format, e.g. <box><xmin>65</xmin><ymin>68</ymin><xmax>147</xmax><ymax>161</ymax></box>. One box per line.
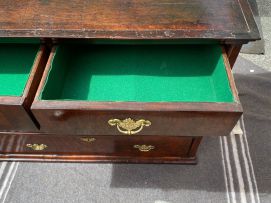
<box><xmin>240</xmin><ymin>0</ymin><xmax>271</xmax><ymax>71</ymax></box>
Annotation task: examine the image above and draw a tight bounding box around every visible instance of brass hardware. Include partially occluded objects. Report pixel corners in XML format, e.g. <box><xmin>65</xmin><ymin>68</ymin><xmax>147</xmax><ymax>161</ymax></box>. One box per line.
<box><xmin>26</xmin><ymin>144</ymin><xmax>47</xmax><ymax>151</ymax></box>
<box><xmin>108</xmin><ymin>118</ymin><xmax>151</xmax><ymax>135</ymax></box>
<box><xmin>80</xmin><ymin>137</ymin><xmax>96</xmax><ymax>143</ymax></box>
<box><xmin>134</xmin><ymin>145</ymin><xmax>155</xmax><ymax>152</ymax></box>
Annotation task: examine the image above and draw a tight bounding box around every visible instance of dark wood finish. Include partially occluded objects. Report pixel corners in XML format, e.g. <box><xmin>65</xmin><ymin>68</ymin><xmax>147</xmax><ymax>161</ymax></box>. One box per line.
<box><xmin>188</xmin><ymin>137</ymin><xmax>203</xmax><ymax>157</ymax></box>
<box><xmin>226</xmin><ymin>44</ymin><xmax>243</xmax><ymax>67</ymax></box>
<box><xmin>0</xmin><ymin>133</ymin><xmax>196</xmax><ymax>164</ymax></box>
<box><xmin>0</xmin><ymin>0</ymin><xmax>260</xmax><ymax>164</ymax></box>
<box><xmin>0</xmin><ymin>0</ymin><xmax>259</xmax><ymax>42</ymax></box>
<box><xmin>0</xmin><ymin>46</ymin><xmax>49</xmax><ymax>132</ymax></box>
<box><xmin>0</xmin><ymin>104</ymin><xmax>37</xmax><ymax>131</ymax></box>
<box><xmin>222</xmin><ymin>47</ymin><xmax>243</xmax><ymax>102</ymax></box>
<box><xmin>22</xmin><ymin>46</ymin><xmax>49</xmax><ymax>110</ymax></box>
<box><xmin>32</xmin><ymin>109</ymin><xmax>242</xmax><ymax>137</ymax></box>
<box><xmin>0</xmin><ymin>154</ymin><xmax>196</xmax><ymax>164</ymax></box>
<box><xmin>31</xmin><ymin>46</ymin><xmax>242</xmax><ymax>137</ymax></box>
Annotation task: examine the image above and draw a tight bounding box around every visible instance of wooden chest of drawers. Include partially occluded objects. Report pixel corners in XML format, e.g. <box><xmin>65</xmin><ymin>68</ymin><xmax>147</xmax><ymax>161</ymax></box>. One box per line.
<box><xmin>0</xmin><ymin>0</ymin><xmax>259</xmax><ymax>164</ymax></box>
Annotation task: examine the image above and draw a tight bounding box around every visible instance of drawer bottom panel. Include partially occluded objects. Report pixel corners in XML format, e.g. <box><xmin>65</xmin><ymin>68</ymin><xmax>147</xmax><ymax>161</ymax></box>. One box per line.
<box><xmin>0</xmin><ymin>133</ymin><xmax>199</xmax><ymax>164</ymax></box>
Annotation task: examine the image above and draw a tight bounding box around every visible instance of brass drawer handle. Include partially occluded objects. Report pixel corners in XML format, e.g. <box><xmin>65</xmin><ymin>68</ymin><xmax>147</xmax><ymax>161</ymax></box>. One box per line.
<box><xmin>80</xmin><ymin>137</ymin><xmax>96</xmax><ymax>143</ymax></box>
<box><xmin>26</xmin><ymin>144</ymin><xmax>47</xmax><ymax>151</ymax></box>
<box><xmin>108</xmin><ymin>118</ymin><xmax>151</xmax><ymax>135</ymax></box>
<box><xmin>134</xmin><ymin>145</ymin><xmax>155</xmax><ymax>152</ymax></box>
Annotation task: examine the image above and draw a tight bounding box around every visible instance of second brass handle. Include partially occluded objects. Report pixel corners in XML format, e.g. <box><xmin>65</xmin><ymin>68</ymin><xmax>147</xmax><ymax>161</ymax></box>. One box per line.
<box><xmin>26</xmin><ymin>144</ymin><xmax>47</xmax><ymax>151</ymax></box>
<box><xmin>108</xmin><ymin>118</ymin><xmax>151</xmax><ymax>135</ymax></box>
<box><xmin>134</xmin><ymin>145</ymin><xmax>155</xmax><ymax>152</ymax></box>
<box><xmin>80</xmin><ymin>137</ymin><xmax>96</xmax><ymax>143</ymax></box>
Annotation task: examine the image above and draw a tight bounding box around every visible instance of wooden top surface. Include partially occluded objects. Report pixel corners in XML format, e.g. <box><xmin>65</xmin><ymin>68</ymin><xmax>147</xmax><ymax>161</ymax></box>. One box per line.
<box><xmin>0</xmin><ymin>0</ymin><xmax>260</xmax><ymax>42</ymax></box>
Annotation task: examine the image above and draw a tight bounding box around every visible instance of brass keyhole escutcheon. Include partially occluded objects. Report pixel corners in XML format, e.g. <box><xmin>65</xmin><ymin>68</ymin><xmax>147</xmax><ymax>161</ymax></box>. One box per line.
<box><xmin>26</xmin><ymin>144</ymin><xmax>47</xmax><ymax>151</ymax></box>
<box><xmin>134</xmin><ymin>145</ymin><xmax>155</xmax><ymax>152</ymax></box>
<box><xmin>108</xmin><ymin>118</ymin><xmax>151</xmax><ymax>135</ymax></box>
<box><xmin>80</xmin><ymin>137</ymin><xmax>96</xmax><ymax>143</ymax></box>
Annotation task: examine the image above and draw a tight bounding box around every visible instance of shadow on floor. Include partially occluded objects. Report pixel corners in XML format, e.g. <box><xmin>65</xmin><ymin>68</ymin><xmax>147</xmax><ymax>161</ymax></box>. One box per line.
<box><xmin>110</xmin><ymin>137</ymin><xmax>227</xmax><ymax>191</ymax></box>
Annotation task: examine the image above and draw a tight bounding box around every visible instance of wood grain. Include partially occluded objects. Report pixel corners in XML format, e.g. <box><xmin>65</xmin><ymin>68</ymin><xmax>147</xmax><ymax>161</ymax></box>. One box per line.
<box><xmin>0</xmin><ymin>0</ymin><xmax>259</xmax><ymax>42</ymax></box>
<box><xmin>226</xmin><ymin>45</ymin><xmax>243</xmax><ymax>67</ymax></box>
<box><xmin>0</xmin><ymin>133</ymin><xmax>196</xmax><ymax>164</ymax></box>
<box><xmin>0</xmin><ymin>46</ymin><xmax>48</xmax><ymax>132</ymax></box>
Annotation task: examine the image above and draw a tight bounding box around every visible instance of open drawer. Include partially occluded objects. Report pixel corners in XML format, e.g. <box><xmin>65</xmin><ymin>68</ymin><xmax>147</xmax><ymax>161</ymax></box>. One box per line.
<box><xmin>31</xmin><ymin>44</ymin><xmax>242</xmax><ymax>136</ymax></box>
<box><xmin>0</xmin><ymin>42</ymin><xmax>48</xmax><ymax>132</ymax></box>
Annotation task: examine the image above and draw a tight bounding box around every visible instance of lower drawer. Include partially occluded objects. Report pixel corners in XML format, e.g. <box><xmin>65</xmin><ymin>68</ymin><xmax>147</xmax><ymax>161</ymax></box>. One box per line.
<box><xmin>0</xmin><ymin>133</ymin><xmax>194</xmax><ymax>163</ymax></box>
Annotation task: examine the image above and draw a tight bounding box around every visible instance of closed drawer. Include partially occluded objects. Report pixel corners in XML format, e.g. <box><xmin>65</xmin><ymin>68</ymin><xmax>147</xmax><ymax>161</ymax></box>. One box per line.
<box><xmin>0</xmin><ymin>43</ymin><xmax>48</xmax><ymax>132</ymax></box>
<box><xmin>32</xmin><ymin>44</ymin><xmax>242</xmax><ymax>136</ymax></box>
<box><xmin>0</xmin><ymin>133</ymin><xmax>193</xmax><ymax>161</ymax></box>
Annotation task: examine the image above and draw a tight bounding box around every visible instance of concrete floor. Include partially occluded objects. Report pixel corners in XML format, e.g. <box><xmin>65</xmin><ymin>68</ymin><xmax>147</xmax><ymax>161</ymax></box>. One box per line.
<box><xmin>240</xmin><ymin>0</ymin><xmax>271</xmax><ymax>71</ymax></box>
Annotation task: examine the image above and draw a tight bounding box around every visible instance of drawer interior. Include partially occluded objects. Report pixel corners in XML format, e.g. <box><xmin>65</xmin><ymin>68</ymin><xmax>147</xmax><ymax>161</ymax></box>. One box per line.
<box><xmin>0</xmin><ymin>44</ymin><xmax>40</xmax><ymax>96</ymax></box>
<box><xmin>41</xmin><ymin>44</ymin><xmax>234</xmax><ymax>103</ymax></box>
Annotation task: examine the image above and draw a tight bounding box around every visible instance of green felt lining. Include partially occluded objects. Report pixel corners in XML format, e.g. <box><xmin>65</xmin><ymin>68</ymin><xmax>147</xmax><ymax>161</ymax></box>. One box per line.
<box><xmin>0</xmin><ymin>44</ymin><xmax>40</xmax><ymax>96</ymax></box>
<box><xmin>41</xmin><ymin>44</ymin><xmax>234</xmax><ymax>103</ymax></box>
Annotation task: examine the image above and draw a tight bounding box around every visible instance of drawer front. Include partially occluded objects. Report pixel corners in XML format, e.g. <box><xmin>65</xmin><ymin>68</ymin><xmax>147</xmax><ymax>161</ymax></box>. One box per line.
<box><xmin>0</xmin><ymin>134</ymin><xmax>192</xmax><ymax>159</ymax></box>
<box><xmin>32</xmin><ymin>44</ymin><xmax>242</xmax><ymax>136</ymax></box>
<box><xmin>0</xmin><ymin>45</ymin><xmax>48</xmax><ymax>132</ymax></box>
<box><xmin>0</xmin><ymin>105</ymin><xmax>37</xmax><ymax>132</ymax></box>
<box><xmin>33</xmin><ymin>109</ymin><xmax>241</xmax><ymax>137</ymax></box>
